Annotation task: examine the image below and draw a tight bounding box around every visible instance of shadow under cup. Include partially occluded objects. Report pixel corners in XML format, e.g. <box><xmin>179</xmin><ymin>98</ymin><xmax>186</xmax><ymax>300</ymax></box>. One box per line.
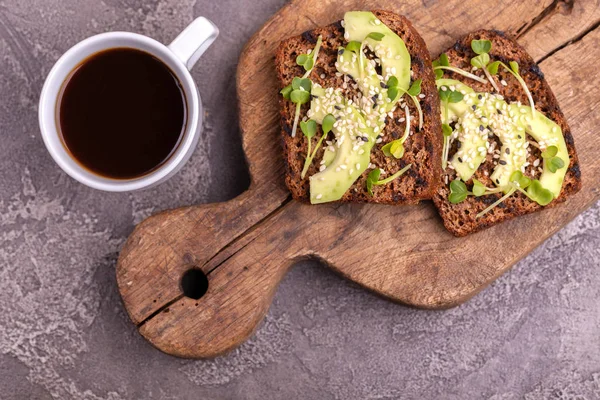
<box><xmin>56</xmin><ymin>47</ymin><xmax>188</xmax><ymax>180</ymax></box>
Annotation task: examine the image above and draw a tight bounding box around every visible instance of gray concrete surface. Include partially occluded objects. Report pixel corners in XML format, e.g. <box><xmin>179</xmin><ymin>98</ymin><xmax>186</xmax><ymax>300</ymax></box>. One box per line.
<box><xmin>0</xmin><ymin>1</ymin><xmax>599</xmax><ymax>399</ymax></box>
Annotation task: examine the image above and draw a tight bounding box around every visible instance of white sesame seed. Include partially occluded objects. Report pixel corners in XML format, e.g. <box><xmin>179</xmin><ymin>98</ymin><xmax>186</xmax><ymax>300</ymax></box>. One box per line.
<box><xmin>501</xmin><ymin>80</ymin><xmax>508</xmax><ymax>86</ymax></box>
<box><xmin>316</xmin><ymin>194</ymin><xmax>322</xmax><ymax>199</ymax></box>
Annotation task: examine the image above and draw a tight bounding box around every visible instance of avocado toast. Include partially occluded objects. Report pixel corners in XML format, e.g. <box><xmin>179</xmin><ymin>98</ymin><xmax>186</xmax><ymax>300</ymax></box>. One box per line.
<box><xmin>432</xmin><ymin>30</ymin><xmax>582</xmax><ymax>236</ymax></box>
<box><xmin>276</xmin><ymin>10</ymin><xmax>441</xmax><ymax>205</ymax></box>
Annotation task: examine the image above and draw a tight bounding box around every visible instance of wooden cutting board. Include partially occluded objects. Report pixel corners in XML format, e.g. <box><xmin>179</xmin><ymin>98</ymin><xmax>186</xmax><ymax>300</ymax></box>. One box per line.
<box><xmin>116</xmin><ymin>0</ymin><xmax>600</xmax><ymax>358</ymax></box>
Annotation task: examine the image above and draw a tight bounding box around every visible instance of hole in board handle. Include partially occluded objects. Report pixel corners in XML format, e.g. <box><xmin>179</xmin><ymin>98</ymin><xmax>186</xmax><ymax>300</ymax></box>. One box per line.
<box><xmin>180</xmin><ymin>268</ymin><xmax>209</xmax><ymax>300</ymax></box>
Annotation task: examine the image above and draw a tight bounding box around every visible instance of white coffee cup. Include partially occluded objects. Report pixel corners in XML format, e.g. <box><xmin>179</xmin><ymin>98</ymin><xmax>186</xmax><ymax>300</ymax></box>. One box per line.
<box><xmin>38</xmin><ymin>17</ymin><xmax>219</xmax><ymax>192</ymax></box>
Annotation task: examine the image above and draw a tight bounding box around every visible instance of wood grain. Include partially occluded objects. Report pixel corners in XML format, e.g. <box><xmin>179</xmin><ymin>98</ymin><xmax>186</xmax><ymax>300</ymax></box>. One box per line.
<box><xmin>117</xmin><ymin>0</ymin><xmax>600</xmax><ymax>358</ymax></box>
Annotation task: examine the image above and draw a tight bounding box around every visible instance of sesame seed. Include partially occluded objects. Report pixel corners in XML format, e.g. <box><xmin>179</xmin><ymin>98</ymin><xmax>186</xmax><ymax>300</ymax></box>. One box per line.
<box><xmin>501</xmin><ymin>80</ymin><xmax>508</xmax><ymax>86</ymax></box>
<box><xmin>419</xmin><ymin>94</ymin><xmax>426</xmax><ymax>99</ymax></box>
<box><xmin>340</xmin><ymin>164</ymin><xmax>347</xmax><ymax>169</ymax></box>
<box><xmin>316</xmin><ymin>194</ymin><xmax>322</xmax><ymax>199</ymax></box>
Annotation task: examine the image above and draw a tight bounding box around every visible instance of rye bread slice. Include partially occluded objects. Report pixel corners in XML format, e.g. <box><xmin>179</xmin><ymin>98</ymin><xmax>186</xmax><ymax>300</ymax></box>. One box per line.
<box><xmin>432</xmin><ymin>30</ymin><xmax>582</xmax><ymax>236</ymax></box>
<box><xmin>275</xmin><ymin>10</ymin><xmax>442</xmax><ymax>204</ymax></box>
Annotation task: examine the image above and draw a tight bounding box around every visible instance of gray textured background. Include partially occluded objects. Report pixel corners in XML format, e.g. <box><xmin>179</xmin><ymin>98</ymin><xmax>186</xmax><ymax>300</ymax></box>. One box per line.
<box><xmin>1</xmin><ymin>0</ymin><xmax>599</xmax><ymax>399</ymax></box>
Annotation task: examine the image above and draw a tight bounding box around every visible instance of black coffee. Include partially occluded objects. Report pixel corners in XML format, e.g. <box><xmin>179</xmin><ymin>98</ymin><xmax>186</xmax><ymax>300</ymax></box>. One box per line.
<box><xmin>58</xmin><ymin>48</ymin><xmax>186</xmax><ymax>179</ymax></box>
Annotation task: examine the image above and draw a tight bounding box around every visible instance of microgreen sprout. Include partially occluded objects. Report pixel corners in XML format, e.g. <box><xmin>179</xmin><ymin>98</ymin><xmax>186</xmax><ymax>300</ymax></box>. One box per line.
<box><xmin>300</xmin><ymin>35</ymin><xmax>323</xmax><ymax>79</ymax></box>
<box><xmin>448</xmin><ymin>178</ymin><xmax>501</xmax><ymax>204</ymax></box>
<box><xmin>283</xmin><ymin>77</ymin><xmax>313</xmax><ymax>137</ymax></box>
<box><xmin>382</xmin><ymin>105</ymin><xmax>411</xmax><ymax>159</ymax></box>
<box><xmin>300</xmin><ymin>114</ymin><xmax>336</xmax><ymax>179</ymax></box>
<box><xmin>280</xmin><ymin>36</ymin><xmax>324</xmax><ymax>137</ymax></box>
<box><xmin>438</xmin><ymin>85</ymin><xmax>464</xmax><ymax>169</ymax></box>
<box><xmin>469</xmin><ymin>40</ymin><xmax>501</xmax><ymax>92</ymax></box>
<box><xmin>541</xmin><ymin>145</ymin><xmax>565</xmax><ymax>173</ymax></box>
<box><xmin>468</xmin><ymin>170</ymin><xmax>554</xmax><ymax>218</ymax></box>
<box><xmin>387</xmin><ymin>77</ymin><xmax>423</xmax><ymax>131</ymax></box>
<box><xmin>366</xmin><ymin>164</ymin><xmax>412</xmax><ymax>196</ymax></box>
<box><xmin>490</xmin><ymin>59</ymin><xmax>536</xmax><ymax>117</ymax></box>
<box><xmin>432</xmin><ymin>53</ymin><xmax>488</xmax><ymax>84</ymax></box>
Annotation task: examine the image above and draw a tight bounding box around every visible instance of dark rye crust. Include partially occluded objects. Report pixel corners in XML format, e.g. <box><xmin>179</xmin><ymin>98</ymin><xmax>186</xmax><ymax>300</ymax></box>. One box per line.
<box><xmin>275</xmin><ymin>10</ymin><xmax>442</xmax><ymax>204</ymax></box>
<box><xmin>432</xmin><ymin>30</ymin><xmax>582</xmax><ymax>237</ymax></box>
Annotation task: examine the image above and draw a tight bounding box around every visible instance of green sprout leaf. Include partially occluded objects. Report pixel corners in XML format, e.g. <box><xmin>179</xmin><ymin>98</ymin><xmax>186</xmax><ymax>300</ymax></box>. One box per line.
<box><xmin>440</xmin><ymin>87</ymin><xmax>464</xmax><ymax>104</ymax></box>
<box><xmin>387</xmin><ymin>76</ymin><xmax>399</xmax><ymax>88</ymax></box>
<box><xmin>367</xmin><ymin>165</ymin><xmax>412</xmax><ymax>195</ymax></box>
<box><xmin>304</xmin><ymin>57</ymin><xmax>314</xmax><ymax>70</ymax></box>
<box><xmin>541</xmin><ymin>145</ymin><xmax>558</xmax><ymax>159</ymax></box>
<box><xmin>435</xmin><ymin>69</ymin><xmax>443</xmax><ymax>79</ymax></box>
<box><xmin>448</xmin><ymin>90</ymin><xmax>464</xmax><ymax>103</ymax></box>
<box><xmin>407</xmin><ymin>79</ymin><xmax>422</xmax><ymax>96</ymax></box>
<box><xmin>290</xmin><ymin>89</ymin><xmax>310</xmax><ymax>104</ymax></box>
<box><xmin>487</xmin><ymin>61</ymin><xmax>501</xmax><ymax>75</ymax></box>
<box><xmin>439</xmin><ymin>53</ymin><xmax>450</xmax><ymax>67</ymax></box>
<box><xmin>280</xmin><ymin>85</ymin><xmax>292</xmax><ymax>100</ymax></box>
<box><xmin>300</xmin><ymin>119</ymin><xmax>317</xmax><ymax>139</ymax></box>
<box><xmin>509</xmin><ymin>61</ymin><xmax>519</xmax><ymax>74</ymax></box>
<box><xmin>387</xmin><ymin>86</ymin><xmax>398</xmax><ymax>101</ymax></box>
<box><xmin>510</xmin><ymin>170</ymin><xmax>531</xmax><ymax>189</ymax></box>
<box><xmin>292</xmin><ymin>76</ymin><xmax>311</xmax><ymax>91</ymax></box>
<box><xmin>471</xmin><ymin>53</ymin><xmax>490</xmax><ymax>69</ymax></box>
<box><xmin>300</xmin><ymin>78</ymin><xmax>312</xmax><ymax>92</ymax></box>
<box><xmin>442</xmin><ymin>123</ymin><xmax>453</xmax><ymax>137</ymax></box>
<box><xmin>471</xmin><ymin>39</ymin><xmax>492</xmax><ymax>55</ymax></box>
<box><xmin>381</xmin><ymin>140</ymin><xmax>405</xmax><ymax>159</ymax></box>
<box><xmin>322</xmin><ymin>114</ymin><xmax>335</xmax><ymax>135</ymax></box>
<box><xmin>296</xmin><ymin>54</ymin><xmax>308</xmax><ymax>66</ymax></box>
<box><xmin>527</xmin><ymin>180</ymin><xmax>554</xmax><ymax>206</ymax></box>
<box><xmin>472</xmin><ymin>179</ymin><xmax>486</xmax><ymax>197</ymax></box>
<box><xmin>366</xmin><ymin>168</ymin><xmax>381</xmax><ymax>196</ymax></box>
<box><xmin>346</xmin><ymin>41</ymin><xmax>361</xmax><ymax>53</ymax></box>
<box><xmin>367</xmin><ymin>32</ymin><xmax>385</xmax><ymax>41</ymax></box>
<box><xmin>548</xmin><ymin>156</ymin><xmax>565</xmax><ymax>173</ymax></box>
<box><xmin>449</xmin><ymin>179</ymin><xmax>468</xmax><ymax>204</ymax></box>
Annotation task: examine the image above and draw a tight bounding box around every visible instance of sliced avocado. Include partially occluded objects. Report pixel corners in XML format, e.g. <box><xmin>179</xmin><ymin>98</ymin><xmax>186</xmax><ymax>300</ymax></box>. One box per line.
<box><xmin>309</xmin><ymin>105</ymin><xmax>374</xmax><ymax>204</ymax></box>
<box><xmin>337</xmin><ymin>48</ymin><xmax>380</xmax><ymax>96</ymax></box>
<box><xmin>511</xmin><ymin>104</ymin><xmax>568</xmax><ymax>198</ymax></box>
<box><xmin>436</xmin><ymin>79</ymin><xmax>474</xmax><ymax>119</ymax></box>
<box><xmin>344</xmin><ymin>11</ymin><xmax>411</xmax><ymax>90</ymax></box>
<box><xmin>489</xmin><ymin>100</ymin><xmax>526</xmax><ymax>190</ymax></box>
<box><xmin>448</xmin><ymin>92</ymin><xmax>490</xmax><ymax>181</ymax></box>
<box><xmin>451</xmin><ymin>111</ymin><xmax>488</xmax><ymax>181</ymax></box>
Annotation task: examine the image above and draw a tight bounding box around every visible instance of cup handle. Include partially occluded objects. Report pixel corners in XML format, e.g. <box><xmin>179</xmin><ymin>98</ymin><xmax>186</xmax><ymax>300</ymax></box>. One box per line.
<box><xmin>168</xmin><ymin>17</ymin><xmax>219</xmax><ymax>70</ymax></box>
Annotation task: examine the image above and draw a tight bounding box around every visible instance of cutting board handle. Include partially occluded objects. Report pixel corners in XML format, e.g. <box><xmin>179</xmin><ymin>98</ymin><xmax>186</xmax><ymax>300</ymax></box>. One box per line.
<box><xmin>117</xmin><ymin>188</ymin><xmax>300</xmax><ymax>357</ymax></box>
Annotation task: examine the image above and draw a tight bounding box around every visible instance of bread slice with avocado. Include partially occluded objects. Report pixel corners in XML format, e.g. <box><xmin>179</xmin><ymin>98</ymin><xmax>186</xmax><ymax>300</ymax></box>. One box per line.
<box><xmin>275</xmin><ymin>10</ymin><xmax>442</xmax><ymax>205</ymax></box>
<box><xmin>432</xmin><ymin>30</ymin><xmax>582</xmax><ymax>236</ymax></box>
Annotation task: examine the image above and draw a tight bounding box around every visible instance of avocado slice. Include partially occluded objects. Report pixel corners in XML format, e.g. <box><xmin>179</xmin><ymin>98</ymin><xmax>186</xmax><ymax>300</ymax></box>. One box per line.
<box><xmin>344</xmin><ymin>11</ymin><xmax>411</xmax><ymax>91</ymax></box>
<box><xmin>511</xmin><ymin>104</ymin><xmax>568</xmax><ymax>198</ymax></box>
<box><xmin>309</xmin><ymin>101</ymin><xmax>374</xmax><ymax>204</ymax></box>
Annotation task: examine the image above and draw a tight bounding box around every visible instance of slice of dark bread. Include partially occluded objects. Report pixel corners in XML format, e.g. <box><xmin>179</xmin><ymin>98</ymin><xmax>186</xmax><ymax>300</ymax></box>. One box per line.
<box><xmin>432</xmin><ymin>30</ymin><xmax>582</xmax><ymax>236</ymax></box>
<box><xmin>275</xmin><ymin>10</ymin><xmax>442</xmax><ymax>204</ymax></box>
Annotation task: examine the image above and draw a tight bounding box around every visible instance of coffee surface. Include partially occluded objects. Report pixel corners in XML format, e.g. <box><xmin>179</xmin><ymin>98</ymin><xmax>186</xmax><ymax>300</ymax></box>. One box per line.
<box><xmin>58</xmin><ymin>48</ymin><xmax>186</xmax><ymax>179</ymax></box>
